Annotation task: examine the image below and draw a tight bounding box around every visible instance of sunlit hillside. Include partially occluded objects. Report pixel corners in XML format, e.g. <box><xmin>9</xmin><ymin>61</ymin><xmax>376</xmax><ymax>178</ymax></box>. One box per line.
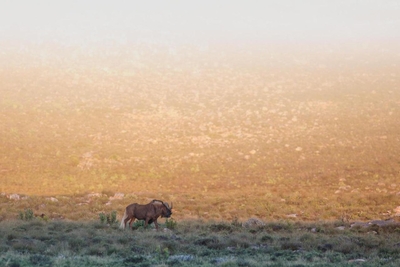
<box><xmin>1</xmin><ymin>43</ymin><xmax>399</xmax><ymax>221</ymax></box>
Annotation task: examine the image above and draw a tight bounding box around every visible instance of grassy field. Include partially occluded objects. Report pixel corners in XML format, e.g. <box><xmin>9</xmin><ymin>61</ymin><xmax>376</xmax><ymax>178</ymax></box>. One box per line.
<box><xmin>0</xmin><ymin>43</ymin><xmax>399</xmax><ymax>225</ymax></box>
<box><xmin>1</xmin><ymin>217</ymin><xmax>400</xmax><ymax>266</ymax></box>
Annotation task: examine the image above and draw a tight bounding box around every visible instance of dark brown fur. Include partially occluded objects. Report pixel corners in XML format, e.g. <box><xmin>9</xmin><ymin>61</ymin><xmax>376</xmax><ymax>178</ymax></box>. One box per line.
<box><xmin>119</xmin><ymin>199</ymin><xmax>172</xmax><ymax>230</ymax></box>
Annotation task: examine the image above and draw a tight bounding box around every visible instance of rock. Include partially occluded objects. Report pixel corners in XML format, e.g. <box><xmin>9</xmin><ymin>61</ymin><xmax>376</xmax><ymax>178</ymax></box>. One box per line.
<box><xmin>46</xmin><ymin>197</ymin><xmax>58</xmax><ymax>202</ymax></box>
<box><xmin>351</xmin><ymin>222</ymin><xmax>370</xmax><ymax>228</ymax></box>
<box><xmin>368</xmin><ymin>219</ymin><xmax>395</xmax><ymax>227</ymax></box>
<box><xmin>394</xmin><ymin>206</ymin><xmax>400</xmax><ymax>216</ymax></box>
<box><xmin>351</xmin><ymin>219</ymin><xmax>397</xmax><ymax>228</ymax></box>
<box><xmin>51</xmin><ymin>213</ymin><xmax>65</xmax><ymax>220</ymax></box>
<box><xmin>336</xmin><ymin>226</ymin><xmax>345</xmax><ymax>231</ymax></box>
<box><xmin>243</xmin><ymin>218</ymin><xmax>265</xmax><ymax>228</ymax></box>
<box><xmin>7</xmin><ymin>194</ymin><xmax>20</xmax><ymax>200</ymax></box>
<box><xmin>109</xmin><ymin>192</ymin><xmax>124</xmax><ymax>200</ymax></box>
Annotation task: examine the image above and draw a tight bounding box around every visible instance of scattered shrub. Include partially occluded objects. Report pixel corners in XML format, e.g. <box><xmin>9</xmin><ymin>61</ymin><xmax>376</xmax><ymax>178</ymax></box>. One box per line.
<box><xmin>231</xmin><ymin>217</ymin><xmax>242</xmax><ymax>228</ymax></box>
<box><xmin>194</xmin><ymin>236</ymin><xmax>219</xmax><ymax>247</ymax></box>
<box><xmin>7</xmin><ymin>233</ymin><xmax>17</xmax><ymax>241</ymax></box>
<box><xmin>123</xmin><ymin>255</ymin><xmax>147</xmax><ymax>265</ymax></box>
<box><xmin>108</xmin><ymin>211</ymin><xmax>118</xmax><ymax>224</ymax></box>
<box><xmin>29</xmin><ymin>254</ymin><xmax>53</xmax><ymax>267</ymax></box>
<box><xmin>87</xmin><ymin>244</ymin><xmax>107</xmax><ymax>256</ymax></box>
<box><xmin>11</xmin><ymin>239</ymin><xmax>46</xmax><ymax>254</ymax></box>
<box><xmin>99</xmin><ymin>212</ymin><xmax>107</xmax><ymax>224</ymax></box>
<box><xmin>165</xmin><ymin>218</ymin><xmax>177</xmax><ymax>230</ymax></box>
<box><xmin>317</xmin><ymin>243</ymin><xmax>333</xmax><ymax>252</ymax></box>
<box><xmin>18</xmin><ymin>209</ymin><xmax>34</xmax><ymax>221</ymax></box>
<box><xmin>156</xmin><ymin>245</ymin><xmax>170</xmax><ymax>260</ymax></box>
<box><xmin>209</xmin><ymin>222</ymin><xmax>234</xmax><ymax>233</ymax></box>
<box><xmin>99</xmin><ymin>211</ymin><xmax>118</xmax><ymax>225</ymax></box>
<box><xmin>281</xmin><ymin>241</ymin><xmax>302</xmax><ymax>251</ymax></box>
<box><xmin>131</xmin><ymin>220</ymin><xmax>146</xmax><ymax>230</ymax></box>
<box><xmin>260</xmin><ymin>234</ymin><xmax>274</xmax><ymax>243</ymax></box>
<box><xmin>0</xmin><ymin>219</ymin><xmax>399</xmax><ymax>265</ymax></box>
<box><xmin>68</xmin><ymin>238</ymin><xmax>86</xmax><ymax>253</ymax></box>
<box><xmin>237</xmin><ymin>258</ymin><xmax>256</xmax><ymax>267</ymax></box>
<box><xmin>225</xmin><ymin>235</ymin><xmax>251</xmax><ymax>249</ymax></box>
<box><xmin>7</xmin><ymin>261</ymin><xmax>21</xmax><ymax>267</ymax></box>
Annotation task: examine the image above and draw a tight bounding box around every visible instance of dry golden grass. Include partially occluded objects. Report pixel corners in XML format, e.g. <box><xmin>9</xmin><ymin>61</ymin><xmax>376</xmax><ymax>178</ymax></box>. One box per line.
<box><xmin>1</xmin><ymin>43</ymin><xmax>399</xmax><ymax>222</ymax></box>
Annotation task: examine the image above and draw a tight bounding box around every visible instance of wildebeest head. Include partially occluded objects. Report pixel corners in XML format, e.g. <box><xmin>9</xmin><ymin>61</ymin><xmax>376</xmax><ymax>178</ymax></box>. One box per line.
<box><xmin>152</xmin><ymin>200</ymin><xmax>173</xmax><ymax>218</ymax></box>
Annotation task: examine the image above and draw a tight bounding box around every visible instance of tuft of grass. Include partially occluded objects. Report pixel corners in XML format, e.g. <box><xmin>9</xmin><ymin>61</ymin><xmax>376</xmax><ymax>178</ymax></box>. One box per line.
<box><xmin>18</xmin><ymin>209</ymin><xmax>34</xmax><ymax>221</ymax></box>
<box><xmin>99</xmin><ymin>210</ymin><xmax>118</xmax><ymax>225</ymax></box>
<box><xmin>231</xmin><ymin>217</ymin><xmax>242</xmax><ymax>228</ymax></box>
<box><xmin>165</xmin><ymin>217</ymin><xmax>177</xmax><ymax>230</ymax></box>
<box><xmin>130</xmin><ymin>220</ymin><xmax>146</xmax><ymax>230</ymax></box>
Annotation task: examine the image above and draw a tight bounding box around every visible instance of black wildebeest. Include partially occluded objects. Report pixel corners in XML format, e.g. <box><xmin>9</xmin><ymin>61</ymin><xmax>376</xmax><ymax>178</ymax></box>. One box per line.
<box><xmin>119</xmin><ymin>199</ymin><xmax>173</xmax><ymax>230</ymax></box>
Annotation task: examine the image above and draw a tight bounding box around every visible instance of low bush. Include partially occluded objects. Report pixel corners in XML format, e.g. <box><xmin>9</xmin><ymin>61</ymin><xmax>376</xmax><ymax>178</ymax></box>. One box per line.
<box><xmin>18</xmin><ymin>209</ymin><xmax>34</xmax><ymax>221</ymax></box>
<box><xmin>99</xmin><ymin>211</ymin><xmax>118</xmax><ymax>225</ymax></box>
<box><xmin>165</xmin><ymin>217</ymin><xmax>178</xmax><ymax>230</ymax></box>
<box><xmin>0</xmin><ymin>219</ymin><xmax>399</xmax><ymax>266</ymax></box>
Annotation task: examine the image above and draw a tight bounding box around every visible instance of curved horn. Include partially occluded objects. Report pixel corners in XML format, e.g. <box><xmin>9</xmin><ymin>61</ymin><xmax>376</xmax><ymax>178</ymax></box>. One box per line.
<box><xmin>163</xmin><ymin>202</ymin><xmax>172</xmax><ymax>209</ymax></box>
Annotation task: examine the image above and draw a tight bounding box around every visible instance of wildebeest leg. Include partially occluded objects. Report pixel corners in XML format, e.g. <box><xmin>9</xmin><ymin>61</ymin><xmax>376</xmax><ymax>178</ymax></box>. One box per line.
<box><xmin>124</xmin><ymin>216</ymin><xmax>131</xmax><ymax>229</ymax></box>
<box><xmin>144</xmin><ymin>218</ymin><xmax>150</xmax><ymax>228</ymax></box>
<box><xmin>154</xmin><ymin>219</ymin><xmax>159</xmax><ymax>230</ymax></box>
<box><xmin>128</xmin><ymin>217</ymin><xmax>135</xmax><ymax>229</ymax></box>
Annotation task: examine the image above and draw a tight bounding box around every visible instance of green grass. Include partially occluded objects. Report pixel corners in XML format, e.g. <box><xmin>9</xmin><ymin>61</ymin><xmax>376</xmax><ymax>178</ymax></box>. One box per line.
<box><xmin>0</xmin><ymin>219</ymin><xmax>399</xmax><ymax>266</ymax></box>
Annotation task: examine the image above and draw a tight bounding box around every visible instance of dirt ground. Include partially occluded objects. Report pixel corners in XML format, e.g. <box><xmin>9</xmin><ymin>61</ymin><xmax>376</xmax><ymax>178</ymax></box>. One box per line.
<box><xmin>1</xmin><ymin>43</ymin><xmax>399</xmax><ymax>221</ymax></box>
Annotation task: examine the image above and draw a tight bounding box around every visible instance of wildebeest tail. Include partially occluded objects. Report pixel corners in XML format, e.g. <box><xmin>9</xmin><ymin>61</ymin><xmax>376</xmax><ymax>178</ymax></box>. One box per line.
<box><xmin>119</xmin><ymin>209</ymin><xmax>127</xmax><ymax>229</ymax></box>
